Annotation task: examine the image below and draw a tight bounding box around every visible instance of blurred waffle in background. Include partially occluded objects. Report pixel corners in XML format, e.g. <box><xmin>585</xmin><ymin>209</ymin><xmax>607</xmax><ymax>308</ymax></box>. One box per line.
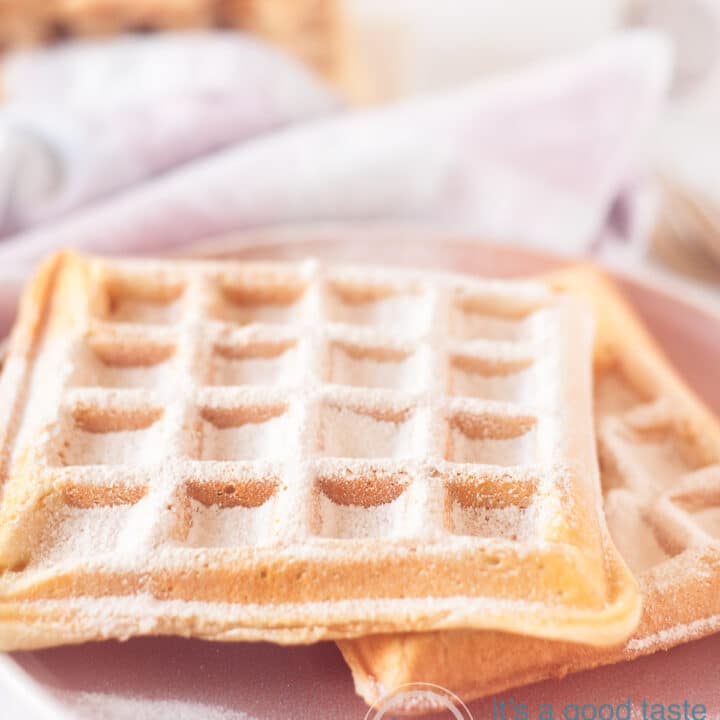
<box><xmin>652</xmin><ymin>178</ymin><xmax>720</xmax><ymax>286</ymax></box>
<box><xmin>0</xmin><ymin>0</ymin><xmax>355</xmax><ymax>92</ymax></box>
<box><xmin>639</xmin><ymin>0</ymin><xmax>720</xmax><ymax>287</ymax></box>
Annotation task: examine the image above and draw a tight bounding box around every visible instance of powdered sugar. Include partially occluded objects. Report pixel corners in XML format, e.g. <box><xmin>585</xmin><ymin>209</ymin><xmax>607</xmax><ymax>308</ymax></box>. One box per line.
<box><xmin>596</xmin><ymin>370</ymin><xmax>720</xmax><ymax>582</ymax></box>
<box><xmin>316</xmin><ymin>491</ymin><xmax>409</xmax><ymax>539</ymax></box>
<box><xmin>185</xmin><ymin>498</ymin><xmax>277</xmax><ymax>548</ymax></box>
<box><xmin>58</xmin><ymin>426</ymin><xmax>166</xmax><ymax>467</ymax></box>
<box><xmin>604</xmin><ymin>490</ymin><xmax>670</xmax><ymax>574</ymax></box>
<box><xmin>200</xmin><ymin>412</ymin><xmax>290</xmax><ymax>461</ymax></box>
<box><xmin>449</xmin><ymin>502</ymin><xmax>534</xmax><ymax>540</ymax></box>
<box><xmin>0</xmin><ymin>255</ymin><xmax>620</xmax><ymax>649</ymax></box>
<box><xmin>327</xmin><ymin>343</ymin><xmax>426</xmax><ymax>391</ymax></box>
<box><xmin>446</xmin><ymin>423</ymin><xmax>538</xmax><ymax>465</ymax></box>
<box><xmin>318</xmin><ymin>406</ymin><xmax>422</xmax><ymax>459</ymax></box>
<box><xmin>55</xmin><ymin>691</ymin><xmax>247</xmax><ymax>720</ymax></box>
<box><xmin>448</xmin><ymin>359</ymin><xmax>535</xmax><ymax>402</ymax></box>
<box><xmin>209</xmin><ymin>347</ymin><xmax>300</xmax><ymax>387</ymax></box>
<box><xmin>36</xmin><ymin>504</ymin><xmax>134</xmax><ymax>567</ymax></box>
<box><xmin>326</xmin><ymin>285</ymin><xmax>432</xmax><ymax>336</ymax></box>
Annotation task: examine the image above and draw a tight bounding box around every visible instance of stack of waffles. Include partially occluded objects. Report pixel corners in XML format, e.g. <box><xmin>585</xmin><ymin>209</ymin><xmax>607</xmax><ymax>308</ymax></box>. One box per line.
<box><xmin>340</xmin><ymin>268</ymin><xmax>720</xmax><ymax>713</ymax></box>
<box><xmin>0</xmin><ymin>250</ymin><xmax>638</xmax><ymax>650</ymax></box>
<box><xmin>0</xmin><ymin>250</ymin><xmax>717</xmax><ymax>714</ymax></box>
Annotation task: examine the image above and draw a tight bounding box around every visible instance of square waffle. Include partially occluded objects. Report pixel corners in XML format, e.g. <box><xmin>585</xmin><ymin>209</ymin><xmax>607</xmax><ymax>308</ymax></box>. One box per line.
<box><xmin>0</xmin><ymin>251</ymin><xmax>639</xmax><ymax>650</ymax></box>
<box><xmin>340</xmin><ymin>266</ymin><xmax>720</xmax><ymax>714</ymax></box>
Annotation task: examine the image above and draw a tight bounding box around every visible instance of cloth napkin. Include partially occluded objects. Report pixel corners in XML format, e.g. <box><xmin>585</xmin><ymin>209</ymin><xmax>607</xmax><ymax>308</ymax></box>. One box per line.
<box><xmin>0</xmin><ymin>32</ymin><xmax>340</xmax><ymax>238</ymax></box>
<box><xmin>0</xmin><ymin>31</ymin><xmax>671</xmax><ymax>337</ymax></box>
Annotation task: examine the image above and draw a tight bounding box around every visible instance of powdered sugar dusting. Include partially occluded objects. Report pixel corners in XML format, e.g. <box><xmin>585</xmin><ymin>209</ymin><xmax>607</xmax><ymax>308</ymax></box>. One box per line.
<box><xmin>185</xmin><ymin>498</ymin><xmax>277</xmax><ymax>548</ymax></box>
<box><xmin>210</xmin><ymin>350</ymin><xmax>299</xmax><ymax>387</ymax></box>
<box><xmin>447</xmin><ymin>424</ymin><xmax>537</xmax><ymax>465</ymax></box>
<box><xmin>448</xmin><ymin>361</ymin><xmax>534</xmax><ymax>402</ymax></box>
<box><xmin>593</xmin><ymin>367</ymin><xmax>720</xmax><ymax>651</ymax></box>
<box><xmin>604</xmin><ymin>490</ymin><xmax>670</xmax><ymax>574</ymax></box>
<box><xmin>450</xmin><ymin>502</ymin><xmax>534</xmax><ymax>540</ymax></box>
<box><xmin>627</xmin><ymin>613</ymin><xmax>720</xmax><ymax>653</ymax></box>
<box><xmin>200</xmin><ymin>413</ymin><xmax>290</xmax><ymax>461</ymax></box>
<box><xmin>318</xmin><ymin>406</ymin><xmax>421</xmax><ymax>459</ymax></box>
<box><xmin>327</xmin><ymin>344</ymin><xmax>427</xmax><ymax>391</ymax></box>
<box><xmin>54</xmin><ymin>691</ymin><xmax>247</xmax><ymax>720</ymax></box>
<box><xmin>317</xmin><ymin>492</ymin><xmax>409</xmax><ymax>539</ymax></box>
<box><xmin>0</xmin><ymin>255</ymin><xmax>623</xmax><ymax>648</ymax></box>
<box><xmin>58</xmin><ymin>426</ymin><xmax>165</xmax><ymax>466</ymax></box>
<box><xmin>36</xmin><ymin>505</ymin><xmax>135</xmax><ymax>567</ymax></box>
<box><xmin>450</xmin><ymin>311</ymin><xmax>529</xmax><ymax>341</ymax></box>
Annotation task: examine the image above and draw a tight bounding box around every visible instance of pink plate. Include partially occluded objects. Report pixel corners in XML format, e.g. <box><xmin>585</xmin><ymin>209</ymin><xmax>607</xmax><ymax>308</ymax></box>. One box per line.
<box><xmin>2</xmin><ymin>233</ymin><xmax>719</xmax><ymax>719</ymax></box>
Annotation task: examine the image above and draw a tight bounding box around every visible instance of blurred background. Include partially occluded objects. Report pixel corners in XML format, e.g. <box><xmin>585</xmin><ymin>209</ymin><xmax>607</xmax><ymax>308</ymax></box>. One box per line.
<box><xmin>0</xmin><ymin>0</ymin><xmax>719</xmax><ymax>309</ymax></box>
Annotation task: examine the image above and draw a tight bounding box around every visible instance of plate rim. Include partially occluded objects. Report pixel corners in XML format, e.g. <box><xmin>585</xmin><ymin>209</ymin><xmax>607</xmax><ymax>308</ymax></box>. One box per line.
<box><xmin>177</xmin><ymin>226</ymin><xmax>720</xmax><ymax>322</ymax></box>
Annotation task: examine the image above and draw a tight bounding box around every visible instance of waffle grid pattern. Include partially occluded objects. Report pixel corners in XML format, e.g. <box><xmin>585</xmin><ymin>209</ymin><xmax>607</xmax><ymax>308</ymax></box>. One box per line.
<box><xmin>0</xmin><ymin>254</ymin><xmax>639</xmax><ymax>647</ymax></box>
<box><xmin>30</xmin><ymin>259</ymin><xmax>565</xmax><ymax>554</ymax></box>
<box><xmin>598</xmin><ymin>379</ymin><xmax>720</xmax><ymax>573</ymax></box>
<box><xmin>339</xmin><ymin>267</ymin><xmax>720</xmax><ymax>712</ymax></box>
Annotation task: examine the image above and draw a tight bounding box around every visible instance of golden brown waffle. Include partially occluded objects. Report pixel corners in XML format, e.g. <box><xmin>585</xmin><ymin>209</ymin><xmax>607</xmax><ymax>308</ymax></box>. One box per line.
<box><xmin>0</xmin><ymin>251</ymin><xmax>639</xmax><ymax>650</ymax></box>
<box><xmin>0</xmin><ymin>0</ymin><xmax>346</xmax><ymax>87</ymax></box>
<box><xmin>340</xmin><ymin>266</ymin><xmax>720</xmax><ymax>715</ymax></box>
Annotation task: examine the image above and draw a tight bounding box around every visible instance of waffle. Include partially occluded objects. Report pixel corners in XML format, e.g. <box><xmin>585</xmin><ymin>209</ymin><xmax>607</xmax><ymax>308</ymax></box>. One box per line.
<box><xmin>340</xmin><ymin>267</ymin><xmax>720</xmax><ymax>714</ymax></box>
<box><xmin>0</xmin><ymin>251</ymin><xmax>639</xmax><ymax>650</ymax></box>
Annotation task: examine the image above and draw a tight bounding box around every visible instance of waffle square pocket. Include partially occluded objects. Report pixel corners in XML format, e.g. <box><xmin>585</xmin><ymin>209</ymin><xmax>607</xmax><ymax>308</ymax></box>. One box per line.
<box><xmin>340</xmin><ymin>267</ymin><xmax>720</xmax><ymax>713</ymax></box>
<box><xmin>0</xmin><ymin>251</ymin><xmax>639</xmax><ymax>650</ymax></box>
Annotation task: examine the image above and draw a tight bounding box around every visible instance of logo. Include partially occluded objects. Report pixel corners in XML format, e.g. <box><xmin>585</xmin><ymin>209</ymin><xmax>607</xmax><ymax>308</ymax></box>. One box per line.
<box><xmin>365</xmin><ymin>682</ymin><xmax>474</xmax><ymax>719</ymax></box>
